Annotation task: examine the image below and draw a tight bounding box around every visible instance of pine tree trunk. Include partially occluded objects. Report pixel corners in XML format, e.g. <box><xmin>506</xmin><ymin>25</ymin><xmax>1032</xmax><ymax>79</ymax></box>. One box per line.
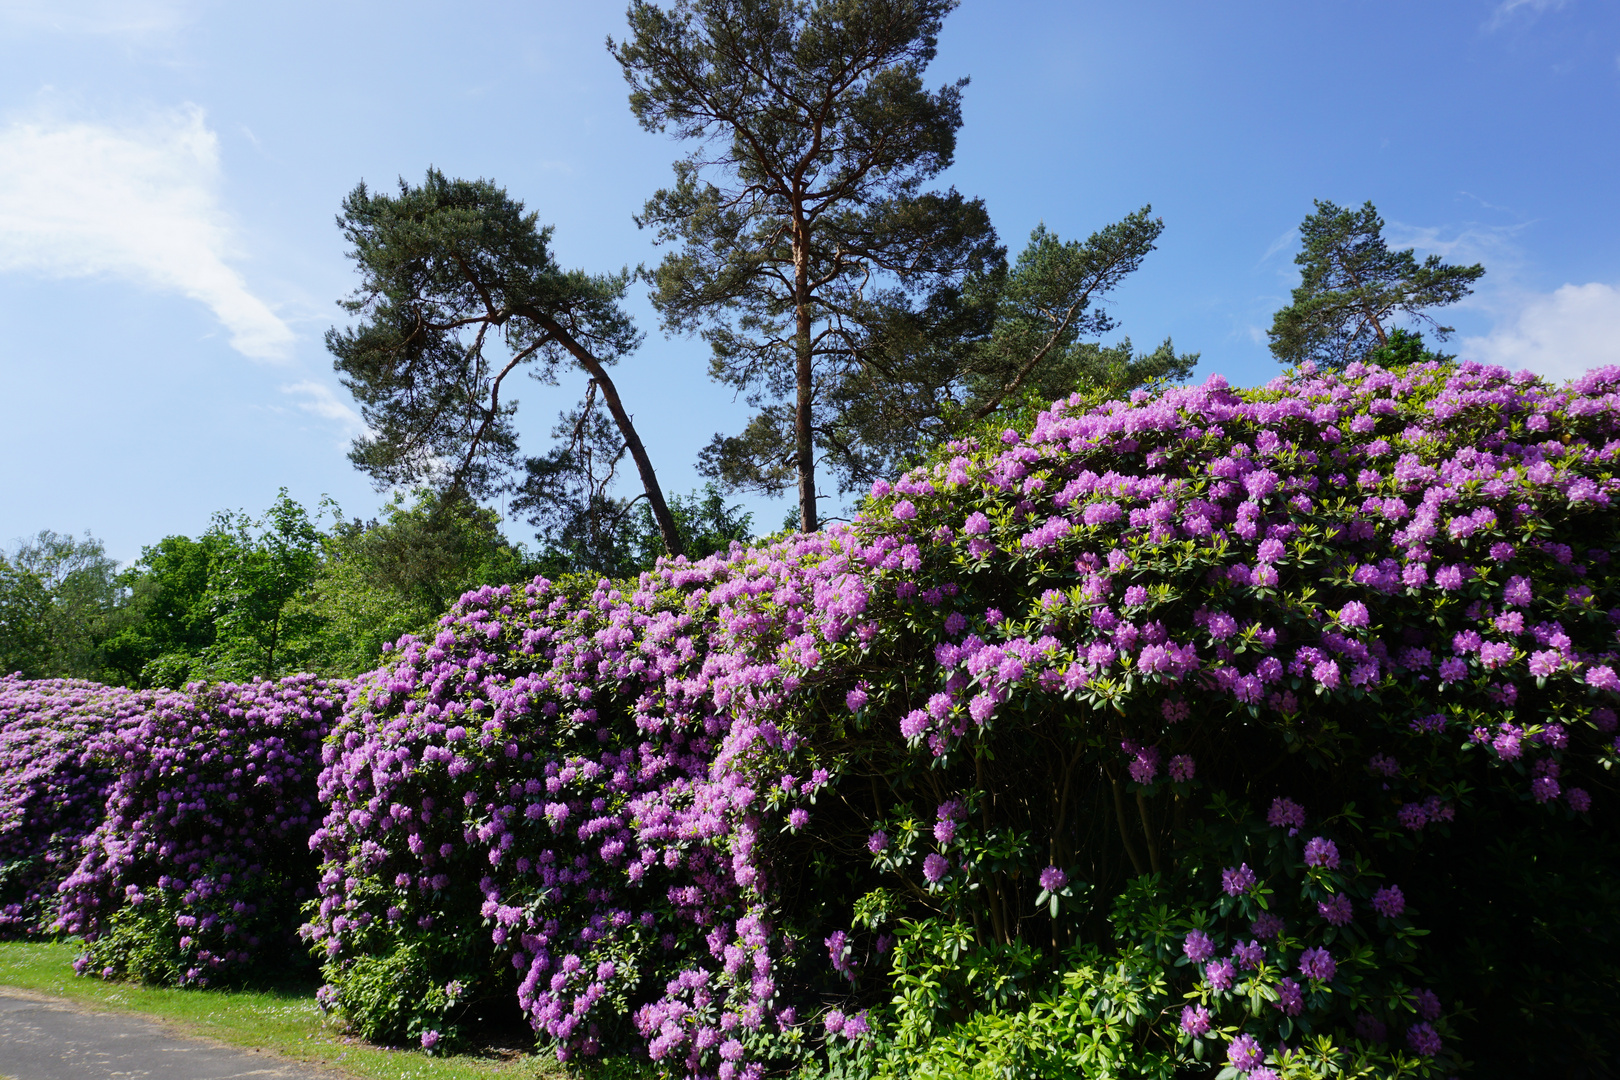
<box><xmin>793</xmin><ymin>233</ymin><xmax>818</xmax><ymax>533</ymax></box>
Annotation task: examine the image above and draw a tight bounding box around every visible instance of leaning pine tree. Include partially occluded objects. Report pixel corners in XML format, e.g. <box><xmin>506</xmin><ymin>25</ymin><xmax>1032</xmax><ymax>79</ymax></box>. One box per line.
<box><xmin>310</xmin><ymin>360</ymin><xmax>1620</xmax><ymax>1078</ymax></box>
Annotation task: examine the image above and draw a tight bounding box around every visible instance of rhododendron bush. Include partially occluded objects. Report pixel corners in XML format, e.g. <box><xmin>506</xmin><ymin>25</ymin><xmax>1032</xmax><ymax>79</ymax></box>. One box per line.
<box><xmin>312</xmin><ymin>360</ymin><xmax>1619</xmax><ymax>1077</ymax></box>
<box><xmin>56</xmin><ymin>675</ymin><xmax>343</xmax><ymax>986</ymax></box>
<box><xmin>0</xmin><ymin>676</ymin><xmax>151</xmax><ymax>935</ymax></box>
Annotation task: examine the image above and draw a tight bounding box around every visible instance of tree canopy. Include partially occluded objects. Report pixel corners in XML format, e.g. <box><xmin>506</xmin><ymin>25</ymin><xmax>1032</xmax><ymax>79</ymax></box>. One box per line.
<box><xmin>327</xmin><ymin>169</ymin><xmax>685</xmax><ymax>557</ymax></box>
<box><xmin>615</xmin><ymin>0</ymin><xmax>999</xmax><ymax>532</ymax></box>
<box><xmin>1268</xmin><ymin>199</ymin><xmax>1485</xmax><ymax>369</ymax></box>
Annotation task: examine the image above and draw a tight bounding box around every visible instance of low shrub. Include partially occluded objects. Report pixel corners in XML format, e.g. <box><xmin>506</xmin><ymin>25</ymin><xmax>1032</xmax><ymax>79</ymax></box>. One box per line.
<box><xmin>312</xmin><ymin>360</ymin><xmax>1620</xmax><ymax>1078</ymax></box>
<box><xmin>0</xmin><ymin>676</ymin><xmax>154</xmax><ymax>935</ymax></box>
<box><xmin>57</xmin><ymin>674</ymin><xmax>345</xmax><ymax>986</ymax></box>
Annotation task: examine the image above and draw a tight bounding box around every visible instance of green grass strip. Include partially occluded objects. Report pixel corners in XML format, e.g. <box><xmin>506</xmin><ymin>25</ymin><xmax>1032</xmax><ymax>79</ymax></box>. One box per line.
<box><xmin>0</xmin><ymin>941</ymin><xmax>565</xmax><ymax>1080</ymax></box>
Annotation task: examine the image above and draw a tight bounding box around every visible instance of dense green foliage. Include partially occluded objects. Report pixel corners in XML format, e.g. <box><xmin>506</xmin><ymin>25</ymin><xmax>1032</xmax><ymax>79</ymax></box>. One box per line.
<box><xmin>0</xmin><ymin>532</ymin><xmax>123</xmax><ymax>681</ymax></box>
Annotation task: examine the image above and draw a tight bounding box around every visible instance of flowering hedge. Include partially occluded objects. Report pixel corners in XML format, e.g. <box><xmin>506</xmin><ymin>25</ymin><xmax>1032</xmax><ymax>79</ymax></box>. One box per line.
<box><xmin>0</xmin><ymin>676</ymin><xmax>155</xmax><ymax>935</ymax></box>
<box><xmin>57</xmin><ymin>675</ymin><xmax>344</xmax><ymax>986</ymax></box>
<box><xmin>312</xmin><ymin>360</ymin><xmax>1619</xmax><ymax>1077</ymax></box>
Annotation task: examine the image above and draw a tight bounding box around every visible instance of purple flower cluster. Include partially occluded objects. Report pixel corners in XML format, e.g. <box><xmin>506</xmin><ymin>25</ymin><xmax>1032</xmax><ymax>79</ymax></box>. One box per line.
<box><xmin>55</xmin><ymin>675</ymin><xmax>342</xmax><ymax>985</ymax></box>
<box><xmin>300</xmin><ymin>359</ymin><xmax>1620</xmax><ymax>1072</ymax></box>
<box><xmin>0</xmin><ymin>677</ymin><xmax>151</xmax><ymax>935</ymax></box>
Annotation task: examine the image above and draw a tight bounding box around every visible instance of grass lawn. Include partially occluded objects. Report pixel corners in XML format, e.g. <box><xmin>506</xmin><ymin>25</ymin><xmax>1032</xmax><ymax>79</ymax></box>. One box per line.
<box><xmin>0</xmin><ymin>940</ymin><xmax>567</xmax><ymax>1080</ymax></box>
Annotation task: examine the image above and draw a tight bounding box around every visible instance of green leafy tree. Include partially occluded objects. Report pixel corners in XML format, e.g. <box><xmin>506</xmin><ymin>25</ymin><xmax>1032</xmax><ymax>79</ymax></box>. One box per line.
<box><xmin>101</xmin><ymin>534</ymin><xmax>222</xmax><ymax>686</ymax></box>
<box><xmin>0</xmin><ymin>531</ymin><xmax>123</xmax><ymax>680</ymax></box>
<box><xmin>1268</xmin><ymin>199</ymin><xmax>1485</xmax><ymax>369</ymax></box>
<box><xmin>198</xmin><ymin>490</ymin><xmax>328</xmax><ymax>680</ymax></box>
<box><xmin>0</xmin><ymin>554</ymin><xmax>51</xmax><ymax>677</ymax></box>
<box><xmin>288</xmin><ymin>490</ymin><xmax>539</xmax><ymax>676</ymax></box>
<box><xmin>614</xmin><ymin>0</ymin><xmax>1000</xmax><ymax>532</ymax></box>
<box><xmin>327</xmin><ymin>169</ymin><xmax>685</xmax><ymax>558</ymax></box>
<box><xmin>103</xmin><ymin>492</ymin><xmax>327</xmax><ymax>686</ymax></box>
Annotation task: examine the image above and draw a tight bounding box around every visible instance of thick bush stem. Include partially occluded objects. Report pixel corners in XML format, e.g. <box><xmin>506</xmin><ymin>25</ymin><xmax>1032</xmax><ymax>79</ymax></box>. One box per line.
<box><xmin>1136</xmin><ymin>790</ymin><xmax>1163</xmax><ymax>876</ymax></box>
<box><xmin>1109</xmin><ymin>772</ymin><xmax>1147</xmax><ymax>877</ymax></box>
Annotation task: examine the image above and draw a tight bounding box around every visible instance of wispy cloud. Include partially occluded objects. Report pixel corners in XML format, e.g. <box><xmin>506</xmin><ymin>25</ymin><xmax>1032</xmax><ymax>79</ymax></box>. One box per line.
<box><xmin>0</xmin><ymin>105</ymin><xmax>294</xmax><ymax>360</ymax></box>
<box><xmin>0</xmin><ymin>0</ymin><xmax>192</xmax><ymax>37</ymax></box>
<box><xmin>282</xmin><ymin>380</ymin><xmax>368</xmax><ymax>438</ymax></box>
<box><xmin>1258</xmin><ymin>227</ymin><xmax>1297</xmax><ymax>265</ymax></box>
<box><xmin>1487</xmin><ymin>0</ymin><xmax>1572</xmax><ymax>31</ymax></box>
<box><xmin>1461</xmin><ymin>282</ymin><xmax>1620</xmax><ymax>382</ymax></box>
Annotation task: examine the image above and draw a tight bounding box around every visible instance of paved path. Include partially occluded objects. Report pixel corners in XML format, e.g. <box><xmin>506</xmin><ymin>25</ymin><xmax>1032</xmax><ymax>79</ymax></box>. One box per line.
<box><xmin>0</xmin><ymin>989</ymin><xmax>340</xmax><ymax>1080</ymax></box>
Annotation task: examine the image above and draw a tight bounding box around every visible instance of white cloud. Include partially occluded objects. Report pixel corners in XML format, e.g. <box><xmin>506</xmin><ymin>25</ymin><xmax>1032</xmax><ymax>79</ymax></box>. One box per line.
<box><xmin>0</xmin><ymin>105</ymin><xmax>293</xmax><ymax>359</ymax></box>
<box><xmin>0</xmin><ymin>0</ymin><xmax>191</xmax><ymax>37</ymax></box>
<box><xmin>1487</xmin><ymin>0</ymin><xmax>1571</xmax><ymax>30</ymax></box>
<box><xmin>1258</xmin><ymin>227</ymin><xmax>1297</xmax><ymax>265</ymax></box>
<box><xmin>282</xmin><ymin>380</ymin><xmax>368</xmax><ymax>437</ymax></box>
<box><xmin>1461</xmin><ymin>282</ymin><xmax>1620</xmax><ymax>382</ymax></box>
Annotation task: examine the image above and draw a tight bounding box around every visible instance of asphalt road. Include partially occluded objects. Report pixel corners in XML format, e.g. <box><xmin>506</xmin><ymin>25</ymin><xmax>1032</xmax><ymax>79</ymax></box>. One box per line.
<box><xmin>0</xmin><ymin>989</ymin><xmax>339</xmax><ymax>1080</ymax></box>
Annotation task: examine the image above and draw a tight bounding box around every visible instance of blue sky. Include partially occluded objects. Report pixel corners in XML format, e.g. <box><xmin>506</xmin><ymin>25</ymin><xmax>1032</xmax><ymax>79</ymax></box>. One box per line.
<box><xmin>2</xmin><ymin>0</ymin><xmax>1617</xmax><ymax>564</ymax></box>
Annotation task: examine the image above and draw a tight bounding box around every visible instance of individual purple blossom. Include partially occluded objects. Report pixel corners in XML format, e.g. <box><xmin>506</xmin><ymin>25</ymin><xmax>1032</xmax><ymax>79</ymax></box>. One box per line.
<box><xmin>1338</xmin><ymin>601</ymin><xmax>1370</xmax><ymax>628</ymax></box>
<box><xmin>1256</xmin><ymin>538</ymin><xmax>1285</xmax><ymax>564</ymax></box>
<box><xmin>1128</xmin><ymin>744</ymin><xmax>1161</xmax><ymax>784</ymax></box>
<box><xmin>1433</xmin><ymin>564</ymin><xmax>1465</xmax><ymax>590</ymax></box>
<box><xmin>1298</xmin><ymin>946</ymin><xmax>1336</xmax><ymax>982</ymax></box>
<box><xmin>922</xmin><ymin>853</ymin><xmax>949</xmax><ymax>883</ymax></box>
<box><xmin>845</xmin><ymin>687</ymin><xmax>868</xmax><ymax>712</ymax></box>
<box><xmin>1226</xmin><ymin>1032</ymin><xmax>1264</xmax><ymax>1072</ymax></box>
<box><xmin>867</xmin><ymin>830</ymin><xmax>889</xmax><ymax>854</ymax></box>
<box><xmin>1233</xmin><ymin>939</ymin><xmax>1264</xmax><ymax>970</ymax></box>
<box><xmin>1568</xmin><ymin>788</ymin><xmax>1593</xmax><ymax>812</ymax></box>
<box><xmin>788</xmin><ymin>808</ymin><xmax>810</xmax><ymax>830</ymax></box>
<box><xmin>1222</xmin><ymin>863</ymin><xmax>1258</xmax><ymax>896</ymax></box>
<box><xmin>1407</xmin><ymin>1023</ymin><xmax>1442</xmax><ymax>1056</ymax></box>
<box><xmin>899</xmin><ymin>709</ymin><xmax>929</xmax><ymax>739</ymax></box>
<box><xmin>891</xmin><ymin>500</ymin><xmax>917</xmax><ymax>521</ymax></box>
<box><xmin>1168</xmin><ymin>754</ymin><xmax>1196</xmax><ymax>782</ymax></box>
<box><xmin>1180</xmin><ymin>1003</ymin><xmax>1211</xmax><ymax>1037</ymax></box>
<box><xmin>1317</xmin><ymin>894</ymin><xmax>1352</xmax><ymax>926</ymax></box>
<box><xmin>1038</xmin><ymin>866</ymin><xmax>1068</xmax><ymax>892</ymax></box>
<box><xmin>1205</xmin><ymin>958</ymin><xmax>1236</xmax><ymax>991</ymax></box>
<box><xmin>1372</xmin><ymin>885</ymin><xmax>1405</xmax><ymax>918</ymax></box>
<box><xmin>1251</xmin><ymin>913</ymin><xmax>1284</xmax><ymax>940</ymax></box>
<box><xmin>1438</xmin><ymin>656</ymin><xmax>1468</xmax><ymax>683</ymax></box>
<box><xmin>421</xmin><ymin>1029</ymin><xmax>441</xmax><ymax>1050</ymax></box>
<box><xmin>1303</xmin><ymin>837</ymin><xmax>1340</xmax><ymax>869</ymax></box>
<box><xmin>1267</xmin><ymin>797</ymin><xmax>1306</xmax><ymax>832</ymax></box>
<box><xmin>1183</xmin><ymin>929</ymin><xmax>1216</xmax><ymax>963</ymax></box>
<box><xmin>1274</xmin><ymin>977</ymin><xmax>1303</xmax><ymax>1016</ymax></box>
<box><xmin>932</xmin><ymin>819</ymin><xmax>956</xmax><ymax>845</ymax></box>
<box><xmin>841</xmin><ymin>1010</ymin><xmax>870</xmax><ymax>1039</ymax></box>
<box><xmin>1410</xmin><ymin>988</ymin><xmax>1442</xmax><ymax>1021</ymax></box>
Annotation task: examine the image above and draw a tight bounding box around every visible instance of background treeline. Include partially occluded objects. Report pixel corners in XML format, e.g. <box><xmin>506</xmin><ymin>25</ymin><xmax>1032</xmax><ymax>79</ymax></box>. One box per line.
<box><xmin>0</xmin><ymin>485</ymin><xmax>752</xmax><ymax>688</ymax></box>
